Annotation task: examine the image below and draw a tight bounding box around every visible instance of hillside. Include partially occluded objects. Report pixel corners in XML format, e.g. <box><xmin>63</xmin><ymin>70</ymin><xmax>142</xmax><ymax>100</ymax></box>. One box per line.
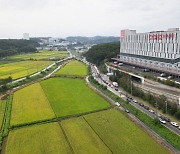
<box><xmin>0</xmin><ymin>39</ymin><xmax>39</xmax><ymax>58</ymax></box>
<box><xmin>83</xmin><ymin>42</ymin><xmax>120</xmax><ymax>66</ymax></box>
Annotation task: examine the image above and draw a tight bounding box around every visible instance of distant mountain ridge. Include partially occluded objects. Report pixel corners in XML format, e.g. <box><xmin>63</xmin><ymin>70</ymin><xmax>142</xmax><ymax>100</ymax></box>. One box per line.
<box><xmin>66</xmin><ymin>36</ymin><xmax>120</xmax><ymax>44</ymax></box>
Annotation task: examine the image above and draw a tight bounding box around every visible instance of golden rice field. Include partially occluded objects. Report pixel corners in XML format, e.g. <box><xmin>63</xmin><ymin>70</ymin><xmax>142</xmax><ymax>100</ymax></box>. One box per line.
<box><xmin>5</xmin><ymin>122</ymin><xmax>72</xmax><ymax>154</ymax></box>
<box><xmin>56</xmin><ymin>60</ymin><xmax>88</xmax><ymax>76</ymax></box>
<box><xmin>7</xmin><ymin>50</ymin><xmax>68</xmax><ymax>61</ymax></box>
<box><xmin>61</xmin><ymin>117</ymin><xmax>111</xmax><ymax>154</ymax></box>
<box><xmin>0</xmin><ymin>60</ymin><xmax>52</xmax><ymax>80</ymax></box>
<box><xmin>0</xmin><ymin>100</ymin><xmax>6</xmax><ymax>131</ymax></box>
<box><xmin>10</xmin><ymin>83</ymin><xmax>55</xmax><ymax>126</ymax></box>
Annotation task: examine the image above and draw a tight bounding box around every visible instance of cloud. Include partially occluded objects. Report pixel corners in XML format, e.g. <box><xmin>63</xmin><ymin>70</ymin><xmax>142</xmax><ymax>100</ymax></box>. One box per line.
<box><xmin>0</xmin><ymin>0</ymin><xmax>179</xmax><ymax>38</ymax></box>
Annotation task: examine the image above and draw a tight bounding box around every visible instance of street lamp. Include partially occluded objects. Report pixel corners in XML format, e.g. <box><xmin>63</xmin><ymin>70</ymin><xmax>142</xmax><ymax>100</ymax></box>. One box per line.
<box><xmin>165</xmin><ymin>100</ymin><xmax>167</xmax><ymax>114</ymax></box>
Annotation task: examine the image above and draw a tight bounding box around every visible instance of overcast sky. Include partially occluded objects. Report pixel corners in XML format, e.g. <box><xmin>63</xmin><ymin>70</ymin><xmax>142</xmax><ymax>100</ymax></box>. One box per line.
<box><xmin>0</xmin><ymin>0</ymin><xmax>179</xmax><ymax>38</ymax></box>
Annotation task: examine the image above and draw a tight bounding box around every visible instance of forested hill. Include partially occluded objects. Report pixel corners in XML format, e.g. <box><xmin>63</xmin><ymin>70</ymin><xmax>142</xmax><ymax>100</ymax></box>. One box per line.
<box><xmin>0</xmin><ymin>39</ymin><xmax>39</xmax><ymax>58</ymax></box>
<box><xmin>83</xmin><ymin>42</ymin><xmax>120</xmax><ymax>65</ymax></box>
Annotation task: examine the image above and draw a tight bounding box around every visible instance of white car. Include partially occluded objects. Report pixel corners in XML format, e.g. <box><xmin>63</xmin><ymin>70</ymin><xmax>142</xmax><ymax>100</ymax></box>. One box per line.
<box><xmin>149</xmin><ymin>109</ymin><xmax>155</xmax><ymax>114</ymax></box>
<box><xmin>159</xmin><ymin>118</ymin><xmax>166</xmax><ymax>124</ymax></box>
<box><xmin>133</xmin><ymin>100</ymin><xmax>138</xmax><ymax>103</ymax></box>
<box><xmin>170</xmin><ymin>122</ymin><xmax>179</xmax><ymax>127</ymax></box>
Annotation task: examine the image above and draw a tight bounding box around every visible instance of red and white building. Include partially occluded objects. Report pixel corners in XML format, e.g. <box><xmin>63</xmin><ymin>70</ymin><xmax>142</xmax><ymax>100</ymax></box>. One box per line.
<box><xmin>118</xmin><ymin>28</ymin><xmax>180</xmax><ymax>76</ymax></box>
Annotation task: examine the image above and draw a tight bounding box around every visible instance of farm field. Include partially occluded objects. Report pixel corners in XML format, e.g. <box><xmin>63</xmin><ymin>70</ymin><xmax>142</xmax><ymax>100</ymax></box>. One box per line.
<box><xmin>10</xmin><ymin>83</ymin><xmax>55</xmax><ymax>126</ymax></box>
<box><xmin>6</xmin><ymin>50</ymin><xmax>68</xmax><ymax>61</ymax></box>
<box><xmin>61</xmin><ymin>117</ymin><xmax>111</xmax><ymax>154</ymax></box>
<box><xmin>40</xmin><ymin>78</ymin><xmax>110</xmax><ymax>118</ymax></box>
<box><xmin>5</xmin><ymin>122</ymin><xmax>72</xmax><ymax>154</ymax></box>
<box><xmin>56</xmin><ymin>60</ymin><xmax>87</xmax><ymax>76</ymax></box>
<box><xmin>0</xmin><ymin>100</ymin><xmax>6</xmax><ymax>130</ymax></box>
<box><xmin>0</xmin><ymin>60</ymin><xmax>52</xmax><ymax>80</ymax></box>
<box><xmin>84</xmin><ymin>109</ymin><xmax>168</xmax><ymax>154</ymax></box>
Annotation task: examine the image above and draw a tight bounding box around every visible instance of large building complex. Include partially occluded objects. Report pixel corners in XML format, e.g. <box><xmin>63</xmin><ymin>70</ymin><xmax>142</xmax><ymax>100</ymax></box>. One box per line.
<box><xmin>118</xmin><ymin>28</ymin><xmax>180</xmax><ymax>76</ymax></box>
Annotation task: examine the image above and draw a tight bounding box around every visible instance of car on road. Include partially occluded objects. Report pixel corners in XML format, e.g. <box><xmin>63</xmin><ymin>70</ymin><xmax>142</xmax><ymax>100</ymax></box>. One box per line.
<box><xmin>133</xmin><ymin>100</ymin><xmax>138</xmax><ymax>103</ymax></box>
<box><xmin>144</xmin><ymin>106</ymin><xmax>149</xmax><ymax>110</ymax></box>
<box><xmin>115</xmin><ymin>88</ymin><xmax>119</xmax><ymax>91</ymax></box>
<box><xmin>168</xmin><ymin>76</ymin><xmax>173</xmax><ymax>79</ymax></box>
<box><xmin>170</xmin><ymin>122</ymin><xmax>179</xmax><ymax>127</ymax></box>
<box><xmin>162</xmin><ymin>117</ymin><xmax>170</xmax><ymax>122</ymax></box>
<box><xmin>125</xmin><ymin>109</ymin><xmax>129</xmax><ymax>113</ymax></box>
<box><xmin>159</xmin><ymin>118</ymin><xmax>166</xmax><ymax>124</ymax></box>
<box><xmin>126</xmin><ymin>97</ymin><xmax>132</xmax><ymax>102</ymax></box>
<box><xmin>156</xmin><ymin>113</ymin><xmax>162</xmax><ymax>118</ymax></box>
<box><xmin>115</xmin><ymin>102</ymin><xmax>121</xmax><ymax>107</ymax></box>
<box><xmin>149</xmin><ymin>109</ymin><xmax>155</xmax><ymax>114</ymax></box>
<box><xmin>160</xmin><ymin>73</ymin><xmax>166</xmax><ymax>77</ymax></box>
<box><xmin>138</xmin><ymin>103</ymin><xmax>144</xmax><ymax>107</ymax></box>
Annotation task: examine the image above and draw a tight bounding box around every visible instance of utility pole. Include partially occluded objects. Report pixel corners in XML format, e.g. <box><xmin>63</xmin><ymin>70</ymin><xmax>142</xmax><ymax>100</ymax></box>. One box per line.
<box><xmin>165</xmin><ymin>100</ymin><xmax>167</xmax><ymax>114</ymax></box>
<box><xmin>130</xmin><ymin>77</ymin><xmax>132</xmax><ymax>95</ymax></box>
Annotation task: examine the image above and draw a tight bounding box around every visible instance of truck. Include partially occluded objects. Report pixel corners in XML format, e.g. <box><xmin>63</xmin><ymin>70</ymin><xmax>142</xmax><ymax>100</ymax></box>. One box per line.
<box><xmin>112</xmin><ymin>82</ymin><xmax>118</xmax><ymax>87</ymax></box>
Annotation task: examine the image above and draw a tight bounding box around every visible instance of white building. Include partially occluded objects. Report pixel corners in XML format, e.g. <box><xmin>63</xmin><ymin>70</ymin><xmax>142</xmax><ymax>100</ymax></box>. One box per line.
<box><xmin>119</xmin><ymin>28</ymin><xmax>180</xmax><ymax>76</ymax></box>
<box><xmin>23</xmin><ymin>33</ymin><xmax>29</xmax><ymax>40</ymax></box>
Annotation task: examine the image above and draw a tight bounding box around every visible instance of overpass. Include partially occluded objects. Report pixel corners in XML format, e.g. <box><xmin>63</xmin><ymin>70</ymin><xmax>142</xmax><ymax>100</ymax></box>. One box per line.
<box><xmin>105</xmin><ymin>63</ymin><xmax>145</xmax><ymax>84</ymax></box>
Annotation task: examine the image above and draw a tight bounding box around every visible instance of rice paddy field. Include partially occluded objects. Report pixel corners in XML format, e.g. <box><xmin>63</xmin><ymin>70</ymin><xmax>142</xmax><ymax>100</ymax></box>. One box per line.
<box><xmin>6</xmin><ymin>50</ymin><xmax>68</xmax><ymax>61</ymax></box>
<box><xmin>84</xmin><ymin>109</ymin><xmax>168</xmax><ymax>154</ymax></box>
<box><xmin>10</xmin><ymin>83</ymin><xmax>55</xmax><ymax>126</ymax></box>
<box><xmin>40</xmin><ymin>78</ymin><xmax>110</xmax><ymax>118</ymax></box>
<box><xmin>0</xmin><ymin>60</ymin><xmax>52</xmax><ymax>80</ymax></box>
<box><xmin>0</xmin><ymin>100</ymin><xmax>6</xmax><ymax>131</ymax></box>
<box><xmin>56</xmin><ymin>60</ymin><xmax>87</xmax><ymax>76</ymax></box>
<box><xmin>5</xmin><ymin>122</ymin><xmax>72</xmax><ymax>154</ymax></box>
<box><xmin>5</xmin><ymin>110</ymin><xmax>169</xmax><ymax>154</ymax></box>
<box><xmin>61</xmin><ymin>117</ymin><xmax>111</xmax><ymax>154</ymax></box>
<box><xmin>2</xmin><ymin>56</ymin><xmax>170</xmax><ymax>153</ymax></box>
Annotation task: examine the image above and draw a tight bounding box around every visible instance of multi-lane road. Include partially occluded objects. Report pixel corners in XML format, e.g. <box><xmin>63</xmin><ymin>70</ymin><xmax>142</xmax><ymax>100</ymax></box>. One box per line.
<box><xmin>89</xmin><ymin>63</ymin><xmax>180</xmax><ymax>136</ymax></box>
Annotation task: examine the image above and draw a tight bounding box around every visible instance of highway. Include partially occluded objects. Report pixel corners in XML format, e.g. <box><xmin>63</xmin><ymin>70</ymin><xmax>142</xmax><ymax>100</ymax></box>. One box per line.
<box><xmin>89</xmin><ymin>63</ymin><xmax>180</xmax><ymax>136</ymax></box>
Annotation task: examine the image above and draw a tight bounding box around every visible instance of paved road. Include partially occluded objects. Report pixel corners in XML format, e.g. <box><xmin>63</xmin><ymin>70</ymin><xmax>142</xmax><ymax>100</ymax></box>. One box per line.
<box><xmin>89</xmin><ymin>63</ymin><xmax>180</xmax><ymax>136</ymax></box>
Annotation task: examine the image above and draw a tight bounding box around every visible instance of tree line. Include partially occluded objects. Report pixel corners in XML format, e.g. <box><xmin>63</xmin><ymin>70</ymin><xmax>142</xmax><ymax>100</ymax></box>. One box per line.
<box><xmin>0</xmin><ymin>39</ymin><xmax>39</xmax><ymax>58</ymax></box>
<box><xmin>83</xmin><ymin>42</ymin><xmax>120</xmax><ymax>66</ymax></box>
